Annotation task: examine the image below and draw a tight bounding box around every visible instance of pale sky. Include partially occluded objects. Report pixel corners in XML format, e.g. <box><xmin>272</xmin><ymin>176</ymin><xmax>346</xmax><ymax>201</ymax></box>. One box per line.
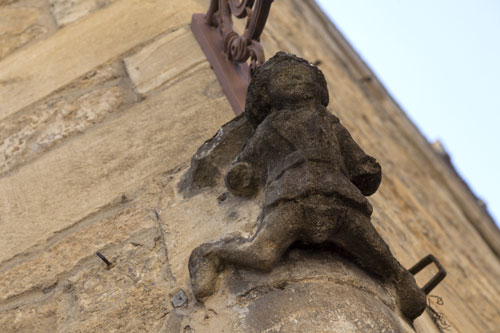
<box><xmin>316</xmin><ymin>0</ymin><xmax>500</xmax><ymax>227</ymax></box>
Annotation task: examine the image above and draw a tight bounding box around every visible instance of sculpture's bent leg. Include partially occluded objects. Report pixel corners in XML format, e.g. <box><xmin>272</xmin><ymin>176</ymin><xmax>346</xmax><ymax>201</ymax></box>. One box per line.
<box><xmin>331</xmin><ymin>209</ymin><xmax>427</xmax><ymax>320</ymax></box>
<box><xmin>189</xmin><ymin>203</ymin><xmax>302</xmax><ymax>301</ymax></box>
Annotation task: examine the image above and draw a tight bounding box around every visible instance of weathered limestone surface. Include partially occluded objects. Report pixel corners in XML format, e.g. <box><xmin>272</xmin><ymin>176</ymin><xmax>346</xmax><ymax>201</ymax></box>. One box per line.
<box><xmin>0</xmin><ymin>191</ymin><xmax>173</xmax><ymax>332</ymax></box>
<box><xmin>0</xmin><ymin>0</ymin><xmax>20</xmax><ymax>5</ymax></box>
<box><xmin>124</xmin><ymin>26</ymin><xmax>207</xmax><ymax>95</ymax></box>
<box><xmin>0</xmin><ymin>61</ymin><xmax>135</xmax><ymax>176</ymax></box>
<box><xmin>48</xmin><ymin>0</ymin><xmax>121</xmax><ymax>27</ymax></box>
<box><xmin>0</xmin><ymin>2</ymin><xmax>55</xmax><ymax>61</ymax></box>
<box><xmin>0</xmin><ymin>65</ymin><xmax>232</xmax><ymax>265</ymax></box>
<box><xmin>0</xmin><ymin>0</ymin><xmax>499</xmax><ymax>332</ymax></box>
<box><xmin>0</xmin><ymin>0</ymin><xmax>204</xmax><ymax>121</ymax></box>
<box><xmin>0</xmin><ymin>7</ymin><xmax>43</xmax><ymax>59</ymax></box>
<box><xmin>49</xmin><ymin>0</ymin><xmax>104</xmax><ymax>27</ymax></box>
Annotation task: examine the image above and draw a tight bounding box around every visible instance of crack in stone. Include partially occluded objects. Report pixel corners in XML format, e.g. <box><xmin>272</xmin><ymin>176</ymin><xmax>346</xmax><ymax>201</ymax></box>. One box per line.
<box><xmin>154</xmin><ymin>208</ymin><xmax>177</xmax><ymax>288</ymax></box>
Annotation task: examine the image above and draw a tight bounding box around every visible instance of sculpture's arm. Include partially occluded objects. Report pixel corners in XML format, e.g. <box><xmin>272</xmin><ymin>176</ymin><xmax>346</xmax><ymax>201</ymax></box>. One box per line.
<box><xmin>225</xmin><ymin>161</ymin><xmax>258</xmax><ymax>197</ymax></box>
<box><xmin>334</xmin><ymin>122</ymin><xmax>381</xmax><ymax>196</ymax></box>
<box><xmin>224</xmin><ymin>133</ymin><xmax>262</xmax><ymax>197</ymax></box>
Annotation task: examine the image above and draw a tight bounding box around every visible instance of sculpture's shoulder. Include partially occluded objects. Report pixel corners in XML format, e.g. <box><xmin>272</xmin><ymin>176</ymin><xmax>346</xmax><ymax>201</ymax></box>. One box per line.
<box><xmin>265</xmin><ymin>107</ymin><xmax>341</xmax><ymax>144</ymax></box>
<box><xmin>315</xmin><ymin>107</ymin><xmax>340</xmax><ymax>126</ymax></box>
<box><xmin>262</xmin><ymin>106</ymin><xmax>338</xmax><ymax>127</ymax></box>
<box><xmin>325</xmin><ymin>109</ymin><xmax>340</xmax><ymax>123</ymax></box>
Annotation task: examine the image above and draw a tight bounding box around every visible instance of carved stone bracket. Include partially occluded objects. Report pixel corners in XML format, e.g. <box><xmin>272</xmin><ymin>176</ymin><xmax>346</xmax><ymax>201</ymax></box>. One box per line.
<box><xmin>191</xmin><ymin>0</ymin><xmax>274</xmax><ymax>115</ymax></box>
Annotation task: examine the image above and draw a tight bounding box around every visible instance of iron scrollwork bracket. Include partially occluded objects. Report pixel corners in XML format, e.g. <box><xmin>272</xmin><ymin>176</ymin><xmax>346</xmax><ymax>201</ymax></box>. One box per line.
<box><xmin>192</xmin><ymin>0</ymin><xmax>274</xmax><ymax>115</ymax></box>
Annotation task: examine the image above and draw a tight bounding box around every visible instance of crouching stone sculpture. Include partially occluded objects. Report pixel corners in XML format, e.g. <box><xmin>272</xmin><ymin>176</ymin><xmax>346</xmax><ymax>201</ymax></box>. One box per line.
<box><xmin>186</xmin><ymin>52</ymin><xmax>427</xmax><ymax>321</ymax></box>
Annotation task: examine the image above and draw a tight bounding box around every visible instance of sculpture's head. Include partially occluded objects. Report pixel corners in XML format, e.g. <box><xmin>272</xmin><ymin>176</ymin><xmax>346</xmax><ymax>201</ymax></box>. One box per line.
<box><xmin>245</xmin><ymin>52</ymin><xmax>329</xmax><ymax>127</ymax></box>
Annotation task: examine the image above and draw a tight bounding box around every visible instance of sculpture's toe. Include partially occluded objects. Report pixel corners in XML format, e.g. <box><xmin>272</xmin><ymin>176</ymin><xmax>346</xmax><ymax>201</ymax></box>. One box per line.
<box><xmin>188</xmin><ymin>246</ymin><xmax>220</xmax><ymax>301</ymax></box>
<box><xmin>396</xmin><ymin>271</ymin><xmax>427</xmax><ymax>321</ymax></box>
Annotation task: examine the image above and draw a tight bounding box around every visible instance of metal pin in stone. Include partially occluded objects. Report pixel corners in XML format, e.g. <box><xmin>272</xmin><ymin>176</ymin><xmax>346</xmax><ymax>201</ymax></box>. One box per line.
<box><xmin>171</xmin><ymin>290</ymin><xmax>188</xmax><ymax>308</ymax></box>
<box><xmin>96</xmin><ymin>251</ymin><xmax>113</xmax><ymax>268</ymax></box>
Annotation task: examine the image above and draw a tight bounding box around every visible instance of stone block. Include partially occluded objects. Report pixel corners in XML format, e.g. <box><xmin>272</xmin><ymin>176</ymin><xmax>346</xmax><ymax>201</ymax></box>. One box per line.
<box><xmin>56</xmin><ymin>223</ymin><xmax>173</xmax><ymax>332</ymax></box>
<box><xmin>0</xmin><ymin>298</ymin><xmax>58</xmax><ymax>333</ymax></box>
<box><xmin>0</xmin><ymin>62</ymin><xmax>129</xmax><ymax>175</ymax></box>
<box><xmin>124</xmin><ymin>26</ymin><xmax>207</xmax><ymax>95</ymax></box>
<box><xmin>0</xmin><ymin>203</ymin><xmax>156</xmax><ymax>304</ymax></box>
<box><xmin>56</xmin><ymin>237</ymin><xmax>171</xmax><ymax>332</ymax></box>
<box><xmin>0</xmin><ymin>210</ymin><xmax>172</xmax><ymax>332</ymax></box>
<box><xmin>0</xmin><ymin>0</ymin><xmax>20</xmax><ymax>5</ymax></box>
<box><xmin>0</xmin><ymin>7</ymin><xmax>48</xmax><ymax>60</ymax></box>
<box><xmin>0</xmin><ymin>65</ymin><xmax>233</xmax><ymax>266</ymax></box>
<box><xmin>0</xmin><ymin>0</ymin><xmax>204</xmax><ymax>121</ymax></box>
<box><xmin>49</xmin><ymin>0</ymin><xmax>102</xmax><ymax>27</ymax></box>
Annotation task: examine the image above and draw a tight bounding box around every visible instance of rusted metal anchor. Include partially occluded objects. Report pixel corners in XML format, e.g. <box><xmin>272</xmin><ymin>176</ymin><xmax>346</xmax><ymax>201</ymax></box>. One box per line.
<box><xmin>409</xmin><ymin>254</ymin><xmax>447</xmax><ymax>295</ymax></box>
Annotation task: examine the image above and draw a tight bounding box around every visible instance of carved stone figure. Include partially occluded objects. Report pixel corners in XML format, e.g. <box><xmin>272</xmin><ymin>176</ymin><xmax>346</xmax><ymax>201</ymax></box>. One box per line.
<box><xmin>186</xmin><ymin>52</ymin><xmax>427</xmax><ymax>321</ymax></box>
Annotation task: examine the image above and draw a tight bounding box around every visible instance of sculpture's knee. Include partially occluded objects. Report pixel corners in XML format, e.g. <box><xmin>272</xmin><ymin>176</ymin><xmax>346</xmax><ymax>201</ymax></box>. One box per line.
<box><xmin>188</xmin><ymin>243</ymin><xmax>226</xmax><ymax>300</ymax></box>
<box><xmin>250</xmin><ymin>243</ymin><xmax>281</xmax><ymax>272</ymax></box>
<box><xmin>189</xmin><ymin>243</ymin><xmax>222</xmax><ymax>272</ymax></box>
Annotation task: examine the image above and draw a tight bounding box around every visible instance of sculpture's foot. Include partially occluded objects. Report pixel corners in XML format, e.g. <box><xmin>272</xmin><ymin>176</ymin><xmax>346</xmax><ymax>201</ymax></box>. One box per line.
<box><xmin>188</xmin><ymin>245</ymin><xmax>221</xmax><ymax>301</ymax></box>
<box><xmin>394</xmin><ymin>270</ymin><xmax>427</xmax><ymax>321</ymax></box>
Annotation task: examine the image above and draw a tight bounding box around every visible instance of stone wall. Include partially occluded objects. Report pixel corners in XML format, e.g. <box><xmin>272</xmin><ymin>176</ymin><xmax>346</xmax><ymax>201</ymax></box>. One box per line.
<box><xmin>1</xmin><ymin>0</ymin><xmax>499</xmax><ymax>332</ymax></box>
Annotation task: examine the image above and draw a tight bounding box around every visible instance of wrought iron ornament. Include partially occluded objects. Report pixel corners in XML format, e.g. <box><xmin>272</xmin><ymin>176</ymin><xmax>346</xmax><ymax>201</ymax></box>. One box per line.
<box><xmin>206</xmin><ymin>0</ymin><xmax>272</xmax><ymax>74</ymax></box>
<box><xmin>192</xmin><ymin>0</ymin><xmax>274</xmax><ymax>114</ymax></box>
